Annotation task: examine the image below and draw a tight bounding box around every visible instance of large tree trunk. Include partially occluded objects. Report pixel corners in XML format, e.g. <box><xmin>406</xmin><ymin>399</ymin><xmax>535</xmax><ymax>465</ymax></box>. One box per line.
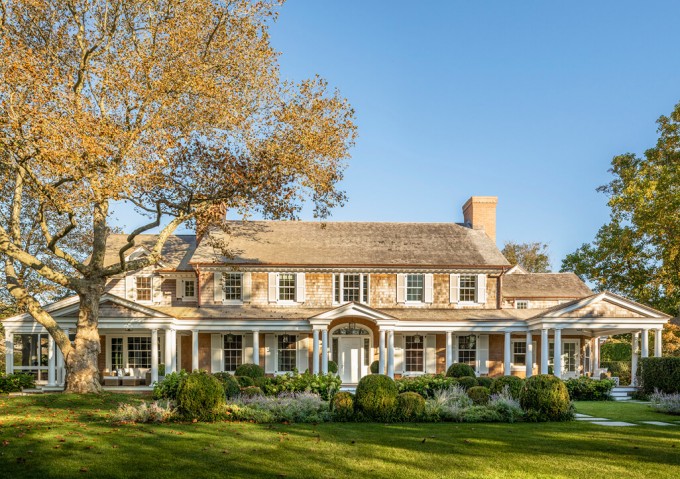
<box><xmin>64</xmin><ymin>285</ymin><xmax>104</xmax><ymax>394</ymax></box>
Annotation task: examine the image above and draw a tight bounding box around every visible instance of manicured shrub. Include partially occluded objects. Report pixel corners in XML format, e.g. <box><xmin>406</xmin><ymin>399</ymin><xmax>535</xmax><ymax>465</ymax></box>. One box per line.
<box><xmin>152</xmin><ymin>370</ymin><xmax>188</xmax><ymax>400</ymax></box>
<box><xmin>456</xmin><ymin>376</ymin><xmax>478</xmax><ymax>390</ymax></box>
<box><xmin>370</xmin><ymin>360</ymin><xmax>380</xmax><ymax>374</ymax></box>
<box><xmin>446</xmin><ymin>363</ymin><xmax>476</xmax><ymax>378</ymax></box>
<box><xmin>467</xmin><ymin>386</ymin><xmax>490</xmax><ymax>405</ymax></box>
<box><xmin>0</xmin><ymin>372</ymin><xmax>35</xmax><ymax>393</ymax></box>
<box><xmin>213</xmin><ymin>372</ymin><xmax>240</xmax><ymax>399</ymax></box>
<box><xmin>520</xmin><ymin>374</ymin><xmax>573</xmax><ymax>422</ymax></box>
<box><xmin>476</xmin><ymin>377</ymin><xmax>493</xmax><ymax>388</ymax></box>
<box><xmin>490</xmin><ymin>376</ymin><xmax>524</xmax><ymax>400</ymax></box>
<box><xmin>601</xmin><ymin>361</ymin><xmax>631</xmax><ymax>385</ymax></box>
<box><xmin>240</xmin><ymin>386</ymin><xmax>263</xmax><ymax>397</ymax></box>
<box><xmin>396</xmin><ymin>374</ymin><xmax>458</xmax><ymax>398</ymax></box>
<box><xmin>328</xmin><ymin>361</ymin><xmax>339</xmax><ymax>374</ymax></box>
<box><xmin>396</xmin><ymin>392</ymin><xmax>425</xmax><ymax>420</ymax></box>
<box><xmin>236</xmin><ymin>376</ymin><xmax>255</xmax><ymax>387</ymax></box>
<box><xmin>564</xmin><ymin>377</ymin><xmax>614</xmax><ymax>401</ymax></box>
<box><xmin>235</xmin><ymin>363</ymin><xmax>265</xmax><ymax>379</ymax></box>
<box><xmin>355</xmin><ymin>374</ymin><xmax>398</xmax><ymax>421</ymax></box>
<box><xmin>639</xmin><ymin>357</ymin><xmax>680</xmax><ymax>394</ymax></box>
<box><xmin>176</xmin><ymin>371</ymin><xmax>226</xmax><ymax>421</ymax></box>
<box><xmin>331</xmin><ymin>391</ymin><xmax>355</xmax><ymax>421</ymax></box>
<box><xmin>650</xmin><ymin>391</ymin><xmax>680</xmax><ymax>414</ymax></box>
<box><xmin>260</xmin><ymin>371</ymin><xmax>341</xmax><ymax>400</ymax></box>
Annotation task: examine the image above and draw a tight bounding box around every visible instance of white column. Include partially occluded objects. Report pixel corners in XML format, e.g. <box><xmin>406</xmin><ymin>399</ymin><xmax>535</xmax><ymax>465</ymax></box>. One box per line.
<box><xmin>321</xmin><ymin>329</ymin><xmax>328</xmax><ymax>374</ymax></box>
<box><xmin>387</xmin><ymin>330</ymin><xmax>395</xmax><ymax>378</ymax></box>
<box><xmin>164</xmin><ymin>329</ymin><xmax>173</xmax><ymax>374</ymax></box>
<box><xmin>192</xmin><ymin>329</ymin><xmax>199</xmax><ymax>372</ymax></box>
<box><xmin>378</xmin><ymin>330</ymin><xmax>386</xmax><ymax>374</ymax></box>
<box><xmin>641</xmin><ymin>329</ymin><xmax>649</xmax><ymax>358</ymax></box>
<box><xmin>540</xmin><ymin>329</ymin><xmax>549</xmax><ymax>375</ymax></box>
<box><xmin>654</xmin><ymin>328</ymin><xmax>663</xmax><ymax>357</ymax></box>
<box><xmin>151</xmin><ymin>329</ymin><xmax>159</xmax><ymax>384</ymax></box>
<box><xmin>593</xmin><ymin>336</ymin><xmax>600</xmax><ymax>371</ymax></box>
<box><xmin>452</xmin><ymin>333</ymin><xmax>458</xmax><ymax>363</ymax></box>
<box><xmin>56</xmin><ymin>341</ymin><xmax>64</xmax><ymax>385</ymax></box>
<box><xmin>312</xmin><ymin>330</ymin><xmax>320</xmax><ymax>374</ymax></box>
<box><xmin>252</xmin><ymin>331</ymin><xmax>260</xmax><ymax>366</ymax></box>
<box><xmin>47</xmin><ymin>334</ymin><xmax>56</xmax><ymax>386</ymax></box>
<box><xmin>503</xmin><ymin>331</ymin><xmax>512</xmax><ymax>376</ymax></box>
<box><xmin>554</xmin><ymin>329</ymin><xmax>562</xmax><ymax>379</ymax></box>
<box><xmin>631</xmin><ymin>332</ymin><xmax>639</xmax><ymax>386</ymax></box>
<box><xmin>174</xmin><ymin>330</ymin><xmax>180</xmax><ymax>372</ymax></box>
<box><xmin>525</xmin><ymin>332</ymin><xmax>533</xmax><ymax>378</ymax></box>
<box><xmin>62</xmin><ymin>328</ymin><xmax>69</xmax><ymax>382</ymax></box>
<box><xmin>5</xmin><ymin>333</ymin><xmax>13</xmax><ymax>375</ymax></box>
<box><xmin>446</xmin><ymin>331</ymin><xmax>454</xmax><ymax>370</ymax></box>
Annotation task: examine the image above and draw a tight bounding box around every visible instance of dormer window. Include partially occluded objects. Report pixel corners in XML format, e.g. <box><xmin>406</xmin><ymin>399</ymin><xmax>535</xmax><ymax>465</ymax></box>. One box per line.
<box><xmin>333</xmin><ymin>274</ymin><xmax>369</xmax><ymax>304</ymax></box>
<box><xmin>135</xmin><ymin>277</ymin><xmax>152</xmax><ymax>302</ymax></box>
<box><xmin>183</xmin><ymin>280</ymin><xmax>196</xmax><ymax>299</ymax></box>
<box><xmin>516</xmin><ymin>300</ymin><xmax>529</xmax><ymax>309</ymax></box>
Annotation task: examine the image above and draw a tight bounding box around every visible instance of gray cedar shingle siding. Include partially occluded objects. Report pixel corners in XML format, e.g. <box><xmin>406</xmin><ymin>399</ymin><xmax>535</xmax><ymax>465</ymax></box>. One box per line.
<box><xmin>502</xmin><ymin>273</ymin><xmax>592</xmax><ymax>298</ymax></box>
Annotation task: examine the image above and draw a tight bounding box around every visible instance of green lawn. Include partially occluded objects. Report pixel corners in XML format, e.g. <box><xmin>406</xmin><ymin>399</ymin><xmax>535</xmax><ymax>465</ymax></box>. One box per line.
<box><xmin>0</xmin><ymin>394</ymin><xmax>679</xmax><ymax>478</ymax></box>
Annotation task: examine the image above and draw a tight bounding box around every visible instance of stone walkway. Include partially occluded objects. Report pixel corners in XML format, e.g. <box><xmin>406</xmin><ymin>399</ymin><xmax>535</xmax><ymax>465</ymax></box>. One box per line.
<box><xmin>574</xmin><ymin>413</ymin><xmax>679</xmax><ymax>427</ymax></box>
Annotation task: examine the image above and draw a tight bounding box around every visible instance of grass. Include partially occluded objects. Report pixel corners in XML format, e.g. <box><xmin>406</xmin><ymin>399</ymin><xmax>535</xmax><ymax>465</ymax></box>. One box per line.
<box><xmin>0</xmin><ymin>394</ymin><xmax>678</xmax><ymax>478</ymax></box>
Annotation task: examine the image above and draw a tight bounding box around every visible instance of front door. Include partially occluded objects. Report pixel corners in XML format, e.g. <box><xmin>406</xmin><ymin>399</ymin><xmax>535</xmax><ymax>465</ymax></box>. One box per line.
<box><xmin>339</xmin><ymin>338</ymin><xmax>361</xmax><ymax>384</ymax></box>
<box><xmin>562</xmin><ymin>340</ymin><xmax>580</xmax><ymax>379</ymax></box>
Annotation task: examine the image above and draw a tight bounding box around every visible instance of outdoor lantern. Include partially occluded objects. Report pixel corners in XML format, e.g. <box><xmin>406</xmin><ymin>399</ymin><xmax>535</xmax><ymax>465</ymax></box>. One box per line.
<box><xmin>414</xmin><ymin>335</ymin><xmax>421</xmax><ymax>344</ymax></box>
<box><xmin>225</xmin><ymin>333</ymin><xmax>235</xmax><ymax>343</ymax></box>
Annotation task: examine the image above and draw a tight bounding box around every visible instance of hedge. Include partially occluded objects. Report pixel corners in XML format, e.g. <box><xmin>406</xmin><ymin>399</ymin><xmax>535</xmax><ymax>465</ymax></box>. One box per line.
<box><xmin>639</xmin><ymin>357</ymin><xmax>680</xmax><ymax>394</ymax></box>
<box><xmin>564</xmin><ymin>377</ymin><xmax>614</xmax><ymax>401</ymax></box>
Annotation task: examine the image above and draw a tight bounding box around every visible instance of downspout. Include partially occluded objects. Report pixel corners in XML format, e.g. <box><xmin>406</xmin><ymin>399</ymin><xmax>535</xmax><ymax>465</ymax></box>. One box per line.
<box><xmin>194</xmin><ymin>265</ymin><xmax>201</xmax><ymax>308</ymax></box>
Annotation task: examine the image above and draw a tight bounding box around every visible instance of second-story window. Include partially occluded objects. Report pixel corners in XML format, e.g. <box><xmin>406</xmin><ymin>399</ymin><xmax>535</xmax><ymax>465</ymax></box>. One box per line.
<box><xmin>334</xmin><ymin>274</ymin><xmax>369</xmax><ymax>303</ymax></box>
<box><xmin>459</xmin><ymin>275</ymin><xmax>477</xmax><ymax>302</ymax></box>
<box><xmin>183</xmin><ymin>280</ymin><xmax>196</xmax><ymax>299</ymax></box>
<box><xmin>136</xmin><ymin>277</ymin><xmax>152</xmax><ymax>302</ymax></box>
<box><xmin>222</xmin><ymin>273</ymin><xmax>242</xmax><ymax>301</ymax></box>
<box><xmin>515</xmin><ymin>300</ymin><xmax>529</xmax><ymax>309</ymax></box>
<box><xmin>406</xmin><ymin>274</ymin><xmax>424</xmax><ymax>302</ymax></box>
<box><xmin>278</xmin><ymin>273</ymin><xmax>296</xmax><ymax>301</ymax></box>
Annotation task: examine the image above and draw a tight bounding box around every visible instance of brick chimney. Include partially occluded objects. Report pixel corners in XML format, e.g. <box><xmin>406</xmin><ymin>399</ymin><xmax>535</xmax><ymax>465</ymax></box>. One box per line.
<box><xmin>462</xmin><ymin>196</ymin><xmax>498</xmax><ymax>243</ymax></box>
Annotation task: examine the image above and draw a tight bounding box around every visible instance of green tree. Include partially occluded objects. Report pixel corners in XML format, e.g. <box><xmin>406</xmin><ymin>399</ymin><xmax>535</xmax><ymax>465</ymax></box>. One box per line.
<box><xmin>501</xmin><ymin>241</ymin><xmax>551</xmax><ymax>273</ymax></box>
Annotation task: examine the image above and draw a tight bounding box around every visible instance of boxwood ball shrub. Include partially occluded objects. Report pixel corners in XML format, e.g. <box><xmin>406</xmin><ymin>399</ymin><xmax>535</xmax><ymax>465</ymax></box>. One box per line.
<box><xmin>235</xmin><ymin>363</ymin><xmax>265</xmax><ymax>379</ymax></box>
<box><xmin>446</xmin><ymin>363</ymin><xmax>476</xmax><ymax>378</ymax></box>
<box><xmin>176</xmin><ymin>371</ymin><xmax>226</xmax><ymax>421</ymax></box>
<box><xmin>396</xmin><ymin>392</ymin><xmax>425</xmax><ymax>420</ymax></box>
<box><xmin>457</xmin><ymin>376</ymin><xmax>478</xmax><ymax>390</ymax></box>
<box><xmin>355</xmin><ymin>374</ymin><xmax>398</xmax><ymax>421</ymax></box>
<box><xmin>328</xmin><ymin>361</ymin><xmax>339</xmax><ymax>374</ymax></box>
<box><xmin>476</xmin><ymin>377</ymin><xmax>493</xmax><ymax>389</ymax></box>
<box><xmin>467</xmin><ymin>386</ymin><xmax>490</xmax><ymax>405</ymax></box>
<box><xmin>331</xmin><ymin>391</ymin><xmax>355</xmax><ymax>421</ymax></box>
<box><xmin>213</xmin><ymin>372</ymin><xmax>240</xmax><ymax>399</ymax></box>
<box><xmin>236</xmin><ymin>376</ymin><xmax>255</xmax><ymax>387</ymax></box>
<box><xmin>490</xmin><ymin>376</ymin><xmax>524</xmax><ymax>400</ymax></box>
<box><xmin>520</xmin><ymin>374</ymin><xmax>572</xmax><ymax>422</ymax></box>
<box><xmin>240</xmin><ymin>386</ymin><xmax>263</xmax><ymax>397</ymax></box>
<box><xmin>370</xmin><ymin>360</ymin><xmax>380</xmax><ymax>374</ymax></box>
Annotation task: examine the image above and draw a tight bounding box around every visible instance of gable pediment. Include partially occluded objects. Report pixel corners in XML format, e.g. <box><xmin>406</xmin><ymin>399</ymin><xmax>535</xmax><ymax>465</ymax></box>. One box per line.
<box><xmin>49</xmin><ymin>294</ymin><xmax>171</xmax><ymax>319</ymax></box>
<box><xmin>309</xmin><ymin>302</ymin><xmax>397</xmax><ymax>322</ymax></box>
<box><xmin>539</xmin><ymin>292</ymin><xmax>670</xmax><ymax>320</ymax></box>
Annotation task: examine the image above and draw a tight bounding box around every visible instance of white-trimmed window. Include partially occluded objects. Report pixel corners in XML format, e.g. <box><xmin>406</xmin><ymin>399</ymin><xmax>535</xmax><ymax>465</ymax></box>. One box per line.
<box><xmin>12</xmin><ymin>333</ymin><xmax>49</xmax><ymax>381</ymax></box>
<box><xmin>223</xmin><ymin>334</ymin><xmax>243</xmax><ymax>372</ymax></box>
<box><xmin>127</xmin><ymin>337</ymin><xmax>152</xmax><ymax>369</ymax></box>
<box><xmin>222</xmin><ymin>273</ymin><xmax>243</xmax><ymax>302</ymax></box>
<box><xmin>406</xmin><ymin>274</ymin><xmax>424</xmax><ymax>302</ymax></box>
<box><xmin>512</xmin><ymin>341</ymin><xmax>526</xmax><ymax>366</ymax></box>
<box><xmin>405</xmin><ymin>335</ymin><xmax>424</xmax><ymax>372</ymax></box>
<box><xmin>277</xmin><ymin>334</ymin><xmax>297</xmax><ymax>372</ymax></box>
<box><xmin>183</xmin><ymin>279</ymin><xmax>196</xmax><ymax>300</ymax></box>
<box><xmin>516</xmin><ymin>300</ymin><xmax>529</xmax><ymax>309</ymax></box>
<box><xmin>278</xmin><ymin>273</ymin><xmax>296</xmax><ymax>301</ymax></box>
<box><xmin>333</xmin><ymin>273</ymin><xmax>369</xmax><ymax>304</ymax></box>
<box><xmin>135</xmin><ymin>276</ymin><xmax>152</xmax><ymax>302</ymax></box>
<box><xmin>459</xmin><ymin>275</ymin><xmax>477</xmax><ymax>303</ymax></box>
<box><xmin>109</xmin><ymin>335</ymin><xmax>161</xmax><ymax>372</ymax></box>
<box><xmin>458</xmin><ymin>335</ymin><xmax>476</xmax><ymax>366</ymax></box>
<box><xmin>111</xmin><ymin>337</ymin><xmax>124</xmax><ymax>370</ymax></box>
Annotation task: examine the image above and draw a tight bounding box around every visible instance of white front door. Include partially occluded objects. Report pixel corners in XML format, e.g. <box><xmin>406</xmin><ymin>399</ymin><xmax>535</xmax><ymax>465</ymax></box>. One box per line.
<box><xmin>562</xmin><ymin>340</ymin><xmax>580</xmax><ymax>379</ymax></box>
<box><xmin>339</xmin><ymin>338</ymin><xmax>361</xmax><ymax>384</ymax></box>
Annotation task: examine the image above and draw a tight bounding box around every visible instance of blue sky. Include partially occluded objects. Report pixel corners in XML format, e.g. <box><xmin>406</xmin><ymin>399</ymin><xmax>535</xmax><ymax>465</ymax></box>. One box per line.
<box><xmin>115</xmin><ymin>1</ymin><xmax>680</xmax><ymax>270</ymax></box>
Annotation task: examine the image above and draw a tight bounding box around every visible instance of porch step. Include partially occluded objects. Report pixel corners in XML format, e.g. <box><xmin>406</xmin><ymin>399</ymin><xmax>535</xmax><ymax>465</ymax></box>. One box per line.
<box><xmin>611</xmin><ymin>386</ymin><xmax>638</xmax><ymax>401</ymax></box>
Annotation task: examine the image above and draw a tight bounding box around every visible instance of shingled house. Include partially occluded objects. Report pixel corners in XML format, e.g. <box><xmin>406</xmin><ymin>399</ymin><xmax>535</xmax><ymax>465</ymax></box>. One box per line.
<box><xmin>1</xmin><ymin>196</ymin><xmax>671</xmax><ymax>388</ymax></box>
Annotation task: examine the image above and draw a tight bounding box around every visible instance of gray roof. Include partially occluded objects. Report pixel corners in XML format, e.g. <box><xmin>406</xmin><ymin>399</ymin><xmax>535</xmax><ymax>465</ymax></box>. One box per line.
<box><xmin>103</xmin><ymin>234</ymin><xmax>197</xmax><ymax>271</ymax></box>
<box><xmin>502</xmin><ymin>273</ymin><xmax>592</xmax><ymax>299</ymax></box>
<box><xmin>190</xmin><ymin>221</ymin><xmax>510</xmax><ymax>267</ymax></box>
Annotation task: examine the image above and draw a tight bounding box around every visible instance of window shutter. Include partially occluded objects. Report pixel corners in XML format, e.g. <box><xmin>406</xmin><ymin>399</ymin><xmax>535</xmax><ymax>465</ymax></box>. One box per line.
<box><xmin>211</xmin><ymin>334</ymin><xmax>223</xmax><ymax>373</ymax></box>
<box><xmin>425</xmin><ymin>335</ymin><xmax>437</xmax><ymax>373</ymax></box>
<box><xmin>244</xmin><ymin>333</ymin><xmax>253</xmax><ymax>364</ymax></box>
<box><xmin>176</xmin><ymin>279</ymin><xmax>183</xmax><ymax>300</ymax></box>
<box><xmin>264</xmin><ymin>334</ymin><xmax>276</xmax><ymax>373</ymax></box>
<box><xmin>450</xmin><ymin>274</ymin><xmax>460</xmax><ymax>304</ymax></box>
<box><xmin>424</xmin><ymin>274</ymin><xmax>434</xmax><ymax>304</ymax></box>
<box><xmin>295</xmin><ymin>273</ymin><xmax>306</xmax><ymax>303</ymax></box>
<box><xmin>213</xmin><ymin>272</ymin><xmax>223</xmax><ymax>303</ymax></box>
<box><xmin>394</xmin><ymin>334</ymin><xmax>404</xmax><ymax>374</ymax></box>
<box><xmin>125</xmin><ymin>275</ymin><xmax>136</xmax><ymax>301</ymax></box>
<box><xmin>331</xmin><ymin>274</ymin><xmax>337</xmax><ymax>304</ymax></box>
<box><xmin>297</xmin><ymin>334</ymin><xmax>309</xmax><ymax>372</ymax></box>
<box><xmin>476</xmin><ymin>274</ymin><xmax>487</xmax><ymax>304</ymax></box>
<box><xmin>396</xmin><ymin>274</ymin><xmax>406</xmax><ymax>304</ymax></box>
<box><xmin>152</xmin><ymin>276</ymin><xmax>163</xmax><ymax>304</ymax></box>
<box><xmin>478</xmin><ymin>334</ymin><xmax>489</xmax><ymax>375</ymax></box>
<box><xmin>242</xmin><ymin>273</ymin><xmax>252</xmax><ymax>303</ymax></box>
<box><xmin>268</xmin><ymin>273</ymin><xmax>277</xmax><ymax>303</ymax></box>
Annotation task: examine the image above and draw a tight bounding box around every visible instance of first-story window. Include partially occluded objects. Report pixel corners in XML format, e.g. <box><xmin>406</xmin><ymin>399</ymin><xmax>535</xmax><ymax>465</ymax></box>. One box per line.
<box><xmin>111</xmin><ymin>337</ymin><xmax>124</xmax><ymax>370</ymax></box>
<box><xmin>333</xmin><ymin>273</ymin><xmax>370</xmax><ymax>303</ymax></box>
<box><xmin>548</xmin><ymin>341</ymin><xmax>555</xmax><ymax>369</ymax></box>
<box><xmin>405</xmin><ymin>335</ymin><xmax>424</xmax><ymax>372</ymax></box>
<box><xmin>223</xmin><ymin>334</ymin><xmax>243</xmax><ymax>372</ymax></box>
<box><xmin>277</xmin><ymin>334</ymin><xmax>297</xmax><ymax>372</ymax></box>
<box><xmin>278</xmin><ymin>273</ymin><xmax>296</xmax><ymax>301</ymax></box>
<box><xmin>136</xmin><ymin>276</ymin><xmax>152</xmax><ymax>302</ymax></box>
<box><xmin>222</xmin><ymin>273</ymin><xmax>243</xmax><ymax>301</ymax></box>
<box><xmin>406</xmin><ymin>274</ymin><xmax>424</xmax><ymax>302</ymax></box>
<box><xmin>458</xmin><ymin>335</ymin><xmax>476</xmax><ymax>366</ymax></box>
<box><xmin>512</xmin><ymin>341</ymin><xmax>526</xmax><ymax>366</ymax></box>
<box><xmin>459</xmin><ymin>275</ymin><xmax>477</xmax><ymax>302</ymax></box>
<box><xmin>127</xmin><ymin>337</ymin><xmax>152</xmax><ymax>368</ymax></box>
<box><xmin>12</xmin><ymin>333</ymin><xmax>49</xmax><ymax>381</ymax></box>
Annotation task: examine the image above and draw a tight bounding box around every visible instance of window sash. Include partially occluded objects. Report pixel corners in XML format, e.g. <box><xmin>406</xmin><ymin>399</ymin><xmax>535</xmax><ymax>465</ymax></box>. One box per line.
<box><xmin>405</xmin><ymin>335</ymin><xmax>424</xmax><ymax>372</ymax></box>
<box><xmin>406</xmin><ymin>274</ymin><xmax>424</xmax><ymax>302</ymax></box>
<box><xmin>459</xmin><ymin>275</ymin><xmax>477</xmax><ymax>303</ymax></box>
<box><xmin>136</xmin><ymin>276</ymin><xmax>152</xmax><ymax>302</ymax></box>
<box><xmin>515</xmin><ymin>300</ymin><xmax>528</xmax><ymax>309</ymax></box>
<box><xmin>457</xmin><ymin>335</ymin><xmax>477</xmax><ymax>366</ymax></box>
<box><xmin>278</xmin><ymin>273</ymin><xmax>296</xmax><ymax>301</ymax></box>
<box><xmin>277</xmin><ymin>335</ymin><xmax>297</xmax><ymax>372</ymax></box>
<box><xmin>111</xmin><ymin>337</ymin><xmax>124</xmax><ymax>370</ymax></box>
<box><xmin>223</xmin><ymin>335</ymin><xmax>243</xmax><ymax>372</ymax></box>
<box><xmin>334</xmin><ymin>274</ymin><xmax>370</xmax><ymax>304</ymax></box>
<box><xmin>512</xmin><ymin>341</ymin><xmax>526</xmax><ymax>366</ymax></box>
<box><xmin>222</xmin><ymin>273</ymin><xmax>243</xmax><ymax>301</ymax></box>
<box><xmin>13</xmin><ymin>333</ymin><xmax>49</xmax><ymax>368</ymax></box>
<box><xmin>184</xmin><ymin>280</ymin><xmax>196</xmax><ymax>298</ymax></box>
<box><xmin>127</xmin><ymin>337</ymin><xmax>152</xmax><ymax>369</ymax></box>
